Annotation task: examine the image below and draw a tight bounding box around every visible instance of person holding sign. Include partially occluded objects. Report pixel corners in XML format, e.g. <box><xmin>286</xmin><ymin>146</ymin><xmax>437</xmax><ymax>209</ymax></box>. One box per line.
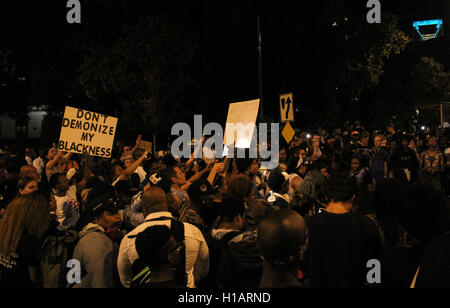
<box><xmin>45</xmin><ymin>147</ymin><xmax>73</xmax><ymax>182</ymax></box>
<box><xmin>49</xmin><ymin>173</ymin><xmax>80</xmax><ymax>230</ymax></box>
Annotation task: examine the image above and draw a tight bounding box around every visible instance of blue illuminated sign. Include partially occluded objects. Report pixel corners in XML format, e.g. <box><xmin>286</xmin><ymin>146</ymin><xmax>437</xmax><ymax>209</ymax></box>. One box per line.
<box><xmin>413</xmin><ymin>19</ymin><xmax>443</xmax><ymax>41</ymax></box>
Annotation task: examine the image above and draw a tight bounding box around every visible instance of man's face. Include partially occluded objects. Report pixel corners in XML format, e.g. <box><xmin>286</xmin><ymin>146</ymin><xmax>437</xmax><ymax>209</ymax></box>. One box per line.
<box><xmin>374</xmin><ymin>136</ymin><xmax>383</xmax><ymax>148</ymax></box>
<box><xmin>351</xmin><ymin>158</ymin><xmax>361</xmax><ymax>172</ymax></box>
<box><xmin>312</xmin><ymin>135</ymin><xmax>321</xmax><ymax>143</ymax></box>
<box><xmin>173</xmin><ymin>167</ymin><xmax>186</xmax><ymax>186</ymax></box>
<box><xmin>299</xmin><ymin>150</ymin><xmax>307</xmax><ymax>160</ymax></box>
<box><xmin>96</xmin><ymin>211</ymin><xmax>122</xmax><ymax>229</ymax></box>
<box><xmin>428</xmin><ymin>138</ymin><xmax>437</xmax><ymax>148</ymax></box>
<box><xmin>279</xmin><ymin>149</ymin><xmax>287</xmax><ymax>162</ymax></box>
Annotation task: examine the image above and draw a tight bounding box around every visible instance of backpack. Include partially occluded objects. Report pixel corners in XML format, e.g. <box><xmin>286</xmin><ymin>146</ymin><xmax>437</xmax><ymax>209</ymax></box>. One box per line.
<box><xmin>40</xmin><ymin>229</ymin><xmax>78</xmax><ymax>288</ymax></box>
<box><xmin>200</xmin><ymin>230</ymin><xmax>241</xmax><ymax>289</ymax></box>
<box><xmin>130</xmin><ymin>217</ymin><xmax>187</xmax><ymax>288</ymax></box>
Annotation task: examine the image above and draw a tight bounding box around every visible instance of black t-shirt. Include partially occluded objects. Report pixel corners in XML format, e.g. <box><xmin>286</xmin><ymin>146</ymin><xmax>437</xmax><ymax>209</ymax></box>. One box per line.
<box><xmin>305</xmin><ymin>211</ymin><xmax>382</xmax><ymax>288</ymax></box>
<box><xmin>356</xmin><ymin>143</ymin><xmax>371</xmax><ymax>159</ymax></box>
<box><xmin>0</xmin><ymin>235</ymin><xmax>41</xmax><ymax>288</ymax></box>
<box><xmin>380</xmin><ymin>245</ymin><xmax>424</xmax><ymax>288</ymax></box>
<box><xmin>390</xmin><ymin>148</ymin><xmax>419</xmax><ymax>180</ymax></box>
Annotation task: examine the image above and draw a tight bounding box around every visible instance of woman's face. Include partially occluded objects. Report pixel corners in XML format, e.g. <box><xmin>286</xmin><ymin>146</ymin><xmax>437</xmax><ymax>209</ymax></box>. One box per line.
<box><xmin>56</xmin><ymin>175</ymin><xmax>70</xmax><ymax>192</ymax></box>
<box><xmin>20</xmin><ymin>180</ymin><xmax>39</xmax><ymax>195</ymax></box>
<box><xmin>114</xmin><ymin>165</ymin><xmax>124</xmax><ymax>178</ymax></box>
<box><xmin>249</xmin><ymin>160</ymin><xmax>259</xmax><ymax>175</ymax></box>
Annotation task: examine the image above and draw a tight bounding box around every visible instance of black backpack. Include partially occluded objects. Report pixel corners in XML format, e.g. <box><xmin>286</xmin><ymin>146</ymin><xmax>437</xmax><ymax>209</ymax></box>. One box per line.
<box><xmin>199</xmin><ymin>230</ymin><xmax>241</xmax><ymax>289</ymax></box>
<box><xmin>130</xmin><ymin>217</ymin><xmax>187</xmax><ymax>287</ymax></box>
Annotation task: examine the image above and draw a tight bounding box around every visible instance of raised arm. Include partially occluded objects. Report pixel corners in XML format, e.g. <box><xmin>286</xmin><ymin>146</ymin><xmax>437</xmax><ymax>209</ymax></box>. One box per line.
<box><xmin>46</xmin><ymin>150</ymin><xmax>63</xmax><ymax>170</ymax></box>
<box><xmin>185</xmin><ymin>137</ymin><xmax>204</xmax><ymax>171</ymax></box>
<box><xmin>207</xmin><ymin>162</ymin><xmax>224</xmax><ymax>186</ymax></box>
<box><xmin>126</xmin><ymin>135</ymin><xmax>143</xmax><ymax>156</ymax></box>
<box><xmin>117</xmin><ymin>151</ymin><xmax>149</xmax><ymax>181</ymax></box>
<box><xmin>181</xmin><ymin>164</ymin><xmax>211</xmax><ymax>191</ymax></box>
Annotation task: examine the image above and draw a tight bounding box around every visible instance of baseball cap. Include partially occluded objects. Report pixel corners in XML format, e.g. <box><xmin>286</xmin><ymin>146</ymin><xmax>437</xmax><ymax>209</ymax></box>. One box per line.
<box><xmin>86</xmin><ymin>194</ymin><xmax>118</xmax><ymax>218</ymax></box>
<box><xmin>187</xmin><ymin>179</ymin><xmax>215</xmax><ymax>201</ymax></box>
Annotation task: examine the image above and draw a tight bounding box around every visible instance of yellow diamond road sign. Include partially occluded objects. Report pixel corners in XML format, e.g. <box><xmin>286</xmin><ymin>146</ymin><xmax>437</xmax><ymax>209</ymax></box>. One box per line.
<box><xmin>282</xmin><ymin>122</ymin><xmax>295</xmax><ymax>144</ymax></box>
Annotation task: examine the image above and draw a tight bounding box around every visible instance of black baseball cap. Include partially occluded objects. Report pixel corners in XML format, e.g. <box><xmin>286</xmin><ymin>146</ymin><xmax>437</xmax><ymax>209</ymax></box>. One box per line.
<box><xmin>87</xmin><ymin>194</ymin><xmax>118</xmax><ymax>218</ymax></box>
<box><xmin>187</xmin><ymin>179</ymin><xmax>215</xmax><ymax>201</ymax></box>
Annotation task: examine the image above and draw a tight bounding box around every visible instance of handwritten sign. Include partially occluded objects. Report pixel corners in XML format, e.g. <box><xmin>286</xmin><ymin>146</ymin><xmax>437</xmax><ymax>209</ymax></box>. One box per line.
<box><xmin>223</xmin><ymin>99</ymin><xmax>260</xmax><ymax>148</ymax></box>
<box><xmin>139</xmin><ymin>141</ymin><xmax>153</xmax><ymax>153</ymax></box>
<box><xmin>58</xmin><ymin>106</ymin><xmax>118</xmax><ymax>158</ymax></box>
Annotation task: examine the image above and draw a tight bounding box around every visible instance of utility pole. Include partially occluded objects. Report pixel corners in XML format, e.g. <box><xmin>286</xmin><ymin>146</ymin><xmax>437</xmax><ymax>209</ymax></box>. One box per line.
<box><xmin>257</xmin><ymin>16</ymin><xmax>264</xmax><ymax>123</ymax></box>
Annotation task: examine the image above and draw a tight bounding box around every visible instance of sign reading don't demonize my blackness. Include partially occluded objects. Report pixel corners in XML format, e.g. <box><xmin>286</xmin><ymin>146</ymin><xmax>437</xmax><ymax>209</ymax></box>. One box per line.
<box><xmin>58</xmin><ymin>106</ymin><xmax>118</xmax><ymax>158</ymax></box>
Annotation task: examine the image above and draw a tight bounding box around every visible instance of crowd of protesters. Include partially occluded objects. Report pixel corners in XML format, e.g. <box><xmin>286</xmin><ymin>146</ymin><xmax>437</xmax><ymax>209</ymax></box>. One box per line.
<box><xmin>0</xmin><ymin>122</ymin><xmax>449</xmax><ymax>288</ymax></box>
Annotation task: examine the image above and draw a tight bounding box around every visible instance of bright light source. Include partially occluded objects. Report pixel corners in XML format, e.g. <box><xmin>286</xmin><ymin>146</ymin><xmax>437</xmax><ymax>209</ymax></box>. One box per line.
<box><xmin>222</xmin><ymin>145</ymin><xmax>229</xmax><ymax>157</ymax></box>
<box><xmin>421</xmin><ymin>126</ymin><xmax>426</xmax><ymax>130</ymax></box>
<box><xmin>306</xmin><ymin>134</ymin><xmax>311</xmax><ymax>139</ymax></box>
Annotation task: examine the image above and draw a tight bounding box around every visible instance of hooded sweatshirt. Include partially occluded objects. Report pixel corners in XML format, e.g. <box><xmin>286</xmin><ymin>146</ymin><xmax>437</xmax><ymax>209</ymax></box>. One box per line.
<box><xmin>216</xmin><ymin>230</ymin><xmax>263</xmax><ymax>289</ymax></box>
<box><xmin>72</xmin><ymin>223</ymin><xmax>119</xmax><ymax>288</ymax></box>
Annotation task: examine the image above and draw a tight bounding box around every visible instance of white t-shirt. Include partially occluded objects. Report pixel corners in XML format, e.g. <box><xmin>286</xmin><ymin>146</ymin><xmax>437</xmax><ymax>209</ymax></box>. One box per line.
<box><xmin>54</xmin><ymin>185</ymin><xmax>79</xmax><ymax>230</ymax></box>
<box><xmin>134</xmin><ymin>166</ymin><xmax>147</xmax><ymax>184</ymax></box>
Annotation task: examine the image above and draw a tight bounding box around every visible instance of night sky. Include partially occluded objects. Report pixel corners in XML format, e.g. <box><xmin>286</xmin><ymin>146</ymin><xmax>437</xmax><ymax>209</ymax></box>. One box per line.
<box><xmin>1</xmin><ymin>0</ymin><xmax>449</xmax><ymax>145</ymax></box>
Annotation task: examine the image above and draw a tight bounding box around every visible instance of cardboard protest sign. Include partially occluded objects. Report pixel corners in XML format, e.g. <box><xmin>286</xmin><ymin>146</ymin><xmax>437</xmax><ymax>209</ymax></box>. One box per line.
<box><xmin>223</xmin><ymin>99</ymin><xmax>260</xmax><ymax>148</ymax></box>
<box><xmin>58</xmin><ymin>106</ymin><xmax>118</xmax><ymax>158</ymax></box>
<box><xmin>139</xmin><ymin>141</ymin><xmax>153</xmax><ymax>153</ymax></box>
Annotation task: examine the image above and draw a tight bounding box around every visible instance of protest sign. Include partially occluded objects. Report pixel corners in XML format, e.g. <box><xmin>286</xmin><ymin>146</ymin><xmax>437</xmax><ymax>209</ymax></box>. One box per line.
<box><xmin>223</xmin><ymin>99</ymin><xmax>260</xmax><ymax>148</ymax></box>
<box><xmin>58</xmin><ymin>106</ymin><xmax>118</xmax><ymax>158</ymax></box>
<box><xmin>139</xmin><ymin>141</ymin><xmax>153</xmax><ymax>153</ymax></box>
